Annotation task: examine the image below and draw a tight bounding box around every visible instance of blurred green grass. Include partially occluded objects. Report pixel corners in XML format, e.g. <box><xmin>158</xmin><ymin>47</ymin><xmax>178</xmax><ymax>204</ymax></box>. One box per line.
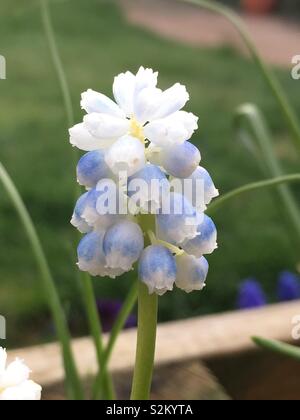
<box><xmin>1</xmin><ymin>0</ymin><xmax>300</xmax><ymax>346</ymax></box>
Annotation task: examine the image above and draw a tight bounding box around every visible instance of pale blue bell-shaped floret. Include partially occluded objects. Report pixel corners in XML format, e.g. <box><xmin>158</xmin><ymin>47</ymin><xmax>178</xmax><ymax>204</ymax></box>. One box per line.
<box><xmin>128</xmin><ymin>163</ymin><xmax>170</xmax><ymax>214</ymax></box>
<box><xmin>71</xmin><ymin>192</ymin><xmax>92</xmax><ymax>233</ymax></box>
<box><xmin>103</xmin><ymin>220</ymin><xmax>144</xmax><ymax>271</ymax></box>
<box><xmin>138</xmin><ymin>245</ymin><xmax>177</xmax><ymax>296</ymax></box>
<box><xmin>190</xmin><ymin>166</ymin><xmax>219</xmax><ymax>206</ymax></box>
<box><xmin>156</xmin><ymin>192</ymin><xmax>202</xmax><ymax>244</ymax></box>
<box><xmin>161</xmin><ymin>141</ymin><xmax>201</xmax><ymax>178</ymax></box>
<box><xmin>82</xmin><ymin>180</ymin><xmax>124</xmax><ymax>229</ymax></box>
<box><xmin>77</xmin><ymin>230</ymin><xmax>125</xmax><ymax>278</ymax></box>
<box><xmin>76</xmin><ymin>150</ymin><xmax>112</xmax><ymax>188</ymax></box>
<box><xmin>176</xmin><ymin>254</ymin><xmax>209</xmax><ymax>293</ymax></box>
<box><xmin>95</xmin><ymin>178</ymin><xmax>128</xmax><ymax>217</ymax></box>
<box><xmin>182</xmin><ymin>214</ymin><xmax>217</xmax><ymax>257</ymax></box>
<box><xmin>172</xmin><ymin>166</ymin><xmax>219</xmax><ymax>212</ymax></box>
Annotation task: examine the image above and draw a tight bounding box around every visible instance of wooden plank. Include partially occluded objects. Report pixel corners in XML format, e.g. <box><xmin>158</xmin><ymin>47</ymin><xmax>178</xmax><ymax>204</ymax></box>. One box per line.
<box><xmin>7</xmin><ymin>301</ymin><xmax>300</xmax><ymax>390</ymax></box>
<box><xmin>114</xmin><ymin>361</ymin><xmax>230</xmax><ymax>401</ymax></box>
<box><xmin>42</xmin><ymin>361</ymin><xmax>230</xmax><ymax>400</ymax></box>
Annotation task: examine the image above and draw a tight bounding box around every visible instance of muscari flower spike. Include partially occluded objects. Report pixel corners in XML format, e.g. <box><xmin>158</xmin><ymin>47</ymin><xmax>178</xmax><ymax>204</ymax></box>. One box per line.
<box><xmin>277</xmin><ymin>271</ymin><xmax>300</xmax><ymax>302</ymax></box>
<box><xmin>70</xmin><ymin>66</ymin><xmax>219</xmax><ymax>295</ymax></box>
<box><xmin>0</xmin><ymin>348</ymin><xmax>41</xmax><ymax>400</ymax></box>
<box><xmin>237</xmin><ymin>279</ymin><xmax>267</xmax><ymax>310</ymax></box>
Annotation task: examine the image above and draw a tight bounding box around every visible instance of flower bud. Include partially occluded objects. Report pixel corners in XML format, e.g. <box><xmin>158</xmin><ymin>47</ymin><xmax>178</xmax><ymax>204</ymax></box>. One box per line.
<box><xmin>139</xmin><ymin>245</ymin><xmax>177</xmax><ymax>295</ymax></box>
<box><xmin>176</xmin><ymin>254</ymin><xmax>208</xmax><ymax>293</ymax></box>
<box><xmin>161</xmin><ymin>141</ymin><xmax>201</xmax><ymax>178</ymax></box>
<box><xmin>182</xmin><ymin>214</ymin><xmax>217</xmax><ymax>257</ymax></box>
<box><xmin>77</xmin><ymin>150</ymin><xmax>112</xmax><ymax>188</ymax></box>
<box><xmin>103</xmin><ymin>221</ymin><xmax>144</xmax><ymax>271</ymax></box>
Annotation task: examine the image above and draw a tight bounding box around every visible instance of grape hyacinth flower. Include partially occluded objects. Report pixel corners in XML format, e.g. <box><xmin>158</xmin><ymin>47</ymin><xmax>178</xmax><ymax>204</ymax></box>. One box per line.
<box><xmin>277</xmin><ymin>271</ymin><xmax>300</xmax><ymax>302</ymax></box>
<box><xmin>237</xmin><ymin>279</ymin><xmax>267</xmax><ymax>310</ymax></box>
<box><xmin>0</xmin><ymin>348</ymin><xmax>41</xmax><ymax>400</ymax></box>
<box><xmin>70</xmin><ymin>67</ymin><xmax>219</xmax><ymax>296</ymax></box>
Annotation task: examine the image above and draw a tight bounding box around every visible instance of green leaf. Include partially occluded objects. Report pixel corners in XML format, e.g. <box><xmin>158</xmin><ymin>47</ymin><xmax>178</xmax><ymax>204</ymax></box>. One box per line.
<box><xmin>253</xmin><ymin>337</ymin><xmax>300</xmax><ymax>362</ymax></box>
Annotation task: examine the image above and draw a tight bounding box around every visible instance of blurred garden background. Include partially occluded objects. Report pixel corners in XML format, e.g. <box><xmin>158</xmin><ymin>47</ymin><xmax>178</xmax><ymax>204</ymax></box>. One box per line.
<box><xmin>1</xmin><ymin>0</ymin><xmax>300</xmax><ymax>347</ymax></box>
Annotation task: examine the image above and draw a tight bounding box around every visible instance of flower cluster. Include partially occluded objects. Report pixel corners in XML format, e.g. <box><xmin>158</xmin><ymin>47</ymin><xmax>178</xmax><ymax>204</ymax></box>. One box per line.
<box><xmin>70</xmin><ymin>67</ymin><xmax>218</xmax><ymax>295</ymax></box>
<box><xmin>0</xmin><ymin>348</ymin><xmax>41</xmax><ymax>400</ymax></box>
<box><xmin>237</xmin><ymin>272</ymin><xmax>300</xmax><ymax>309</ymax></box>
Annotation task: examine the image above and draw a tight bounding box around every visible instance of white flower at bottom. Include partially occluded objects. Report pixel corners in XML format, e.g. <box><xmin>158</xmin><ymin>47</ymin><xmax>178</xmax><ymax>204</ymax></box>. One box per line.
<box><xmin>0</xmin><ymin>348</ymin><xmax>41</xmax><ymax>400</ymax></box>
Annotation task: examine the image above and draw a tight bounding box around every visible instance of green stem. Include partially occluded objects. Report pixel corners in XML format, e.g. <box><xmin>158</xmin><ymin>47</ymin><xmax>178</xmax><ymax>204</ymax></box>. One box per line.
<box><xmin>40</xmin><ymin>0</ymin><xmax>80</xmax><ymax>182</ymax></box>
<box><xmin>235</xmin><ymin>104</ymin><xmax>300</xmax><ymax>243</ymax></box>
<box><xmin>92</xmin><ymin>281</ymin><xmax>138</xmax><ymax>400</ymax></box>
<box><xmin>0</xmin><ymin>162</ymin><xmax>83</xmax><ymax>400</ymax></box>
<box><xmin>208</xmin><ymin>174</ymin><xmax>300</xmax><ymax>214</ymax></box>
<box><xmin>181</xmin><ymin>0</ymin><xmax>300</xmax><ymax>153</ymax></box>
<box><xmin>39</xmin><ymin>0</ymin><xmax>114</xmax><ymax>398</ymax></box>
<box><xmin>40</xmin><ymin>0</ymin><xmax>74</xmax><ymax>128</ymax></box>
<box><xmin>130</xmin><ymin>282</ymin><xmax>158</xmax><ymax>400</ymax></box>
<box><xmin>253</xmin><ymin>337</ymin><xmax>300</xmax><ymax>362</ymax></box>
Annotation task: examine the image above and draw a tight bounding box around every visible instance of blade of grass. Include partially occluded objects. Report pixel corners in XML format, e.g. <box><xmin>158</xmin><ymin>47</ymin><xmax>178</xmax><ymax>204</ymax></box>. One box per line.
<box><xmin>234</xmin><ymin>104</ymin><xmax>300</xmax><ymax>243</ymax></box>
<box><xmin>253</xmin><ymin>337</ymin><xmax>300</xmax><ymax>362</ymax></box>
<box><xmin>208</xmin><ymin>174</ymin><xmax>300</xmax><ymax>214</ymax></box>
<box><xmin>80</xmin><ymin>271</ymin><xmax>115</xmax><ymax>400</ymax></box>
<box><xmin>0</xmin><ymin>162</ymin><xmax>83</xmax><ymax>400</ymax></box>
<box><xmin>40</xmin><ymin>0</ymin><xmax>74</xmax><ymax>128</ymax></box>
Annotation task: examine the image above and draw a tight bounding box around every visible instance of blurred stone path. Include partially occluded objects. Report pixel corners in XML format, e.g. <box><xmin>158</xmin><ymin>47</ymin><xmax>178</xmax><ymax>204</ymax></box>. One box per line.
<box><xmin>120</xmin><ymin>0</ymin><xmax>300</xmax><ymax>67</ymax></box>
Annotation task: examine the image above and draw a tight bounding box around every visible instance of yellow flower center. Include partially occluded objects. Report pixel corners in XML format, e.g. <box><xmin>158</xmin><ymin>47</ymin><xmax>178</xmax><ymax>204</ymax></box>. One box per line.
<box><xmin>130</xmin><ymin>117</ymin><xmax>145</xmax><ymax>143</ymax></box>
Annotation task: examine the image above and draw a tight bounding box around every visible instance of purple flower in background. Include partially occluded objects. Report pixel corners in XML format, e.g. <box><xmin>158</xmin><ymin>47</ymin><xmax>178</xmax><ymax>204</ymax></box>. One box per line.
<box><xmin>237</xmin><ymin>278</ymin><xmax>267</xmax><ymax>310</ymax></box>
<box><xmin>97</xmin><ymin>299</ymin><xmax>137</xmax><ymax>333</ymax></box>
<box><xmin>277</xmin><ymin>271</ymin><xmax>300</xmax><ymax>302</ymax></box>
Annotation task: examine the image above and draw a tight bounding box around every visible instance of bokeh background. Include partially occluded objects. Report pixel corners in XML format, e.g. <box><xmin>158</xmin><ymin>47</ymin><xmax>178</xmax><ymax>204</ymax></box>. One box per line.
<box><xmin>1</xmin><ymin>0</ymin><xmax>300</xmax><ymax>347</ymax></box>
